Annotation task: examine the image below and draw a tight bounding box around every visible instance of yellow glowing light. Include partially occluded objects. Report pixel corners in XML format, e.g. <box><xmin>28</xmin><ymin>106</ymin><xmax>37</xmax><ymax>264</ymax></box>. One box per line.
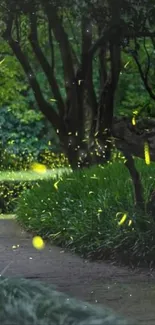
<box><xmin>54</xmin><ymin>180</ymin><xmax>60</xmax><ymax>190</ymax></box>
<box><xmin>128</xmin><ymin>220</ymin><xmax>132</xmax><ymax>226</ymax></box>
<box><xmin>78</xmin><ymin>80</ymin><xmax>83</xmax><ymax>85</ymax></box>
<box><xmin>32</xmin><ymin>236</ymin><xmax>45</xmax><ymax>250</ymax></box>
<box><xmin>0</xmin><ymin>58</ymin><xmax>5</xmax><ymax>65</ymax></box>
<box><xmin>12</xmin><ymin>245</ymin><xmax>19</xmax><ymax>249</ymax></box>
<box><xmin>49</xmin><ymin>98</ymin><xmax>57</xmax><ymax>102</ymax></box>
<box><xmin>124</xmin><ymin>61</ymin><xmax>130</xmax><ymax>68</ymax></box>
<box><xmin>133</xmin><ymin>110</ymin><xmax>139</xmax><ymax>115</ymax></box>
<box><xmin>116</xmin><ymin>212</ymin><xmax>127</xmax><ymax>226</ymax></box>
<box><xmin>90</xmin><ymin>174</ymin><xmax>98</xmax><ymax>179</ymax></box>
<box><xmin>31</xmin><ymin>163</ymin><xmax>47</xmax><ymax>174</ymax></box>
<box><xmin>144</xmin><ymin>142</ymin><xmax>150</xmax><ymax>165</ymax></box>
<box><xmin>118</xmin><ymin>213</ymin><xmax>127</xmax><ymax>225</ymax></box>
<box><xmin>132</xmin><ymin>116</ymin><xmax>136</xmax><ymax>125</ymax></box>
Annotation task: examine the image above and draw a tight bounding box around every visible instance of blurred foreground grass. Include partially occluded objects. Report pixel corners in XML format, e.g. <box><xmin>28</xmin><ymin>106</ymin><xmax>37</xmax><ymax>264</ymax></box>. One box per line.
<box><xmin>0</xmin><ymin>167</ymin><xmax>70</xmax><ymax>182</ymax></box>
<box><xmin>0</xmin><ymin>214</ymin><xmax>15</xmax><ymax>219</ymax></box>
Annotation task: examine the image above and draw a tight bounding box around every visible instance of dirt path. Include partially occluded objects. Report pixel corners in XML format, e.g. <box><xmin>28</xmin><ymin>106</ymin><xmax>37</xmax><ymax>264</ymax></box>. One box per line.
<box><xmin>0</xmin><ymin>217</ymin><xmax>155</xmax><ymax>324</ymax></box>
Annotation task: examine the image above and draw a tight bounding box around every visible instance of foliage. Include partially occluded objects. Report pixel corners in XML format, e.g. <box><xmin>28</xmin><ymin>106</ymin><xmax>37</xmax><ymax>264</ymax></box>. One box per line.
<box><xmin>1</xmin><ymin>0</ymin><xmax>154</xmax><ymax>169</ymax></box>
<box><xmin>0</xmin><ymin>107</ymin><xmax>62</xmax><ymax>170</ymax></box>
<box><xmin>0</xmin><ymin>180</ymin><xmax>35</xmax><ymax>213</ymax></box>
<box><xmin>0</xmin><ymin>277</ymin><xmax>132</xmax><ymax>325</ymax></box>
<box><xmin>0</xmin><ymin>165</ymin><xmax>69</xmax><ymax>213</ymax></box>
<box><xmin>115</xmin><ymin>39</ymin><xmax>155</xmax><ymax>117</ymax></box>
<box><xmin>0</xmin><ymin>37</ymin><xmax>61</xmax><ymax>158</ymax></box>
<box><xmin>38</xmin><ymin>150</ymin><xmax>69</xmax><ymax>169</ymax></box>
<box><xmin>16</xmin><ymin>158</ymin><xmax>155</xmax><ymax>267</ymax></box>
<box><xmin>0</xmin><ymin>1</ymin><xmax>155</xmax><ymax>169</ymax></box>
<box><xmin>0</xmin><ymin>40</ymin><xmax>29</xmax><ymax>113</ymax></box>
<box><xmin>0</xmin><ymin>0</ymin><xmax>155</xmax><ymax>268</ymax></box>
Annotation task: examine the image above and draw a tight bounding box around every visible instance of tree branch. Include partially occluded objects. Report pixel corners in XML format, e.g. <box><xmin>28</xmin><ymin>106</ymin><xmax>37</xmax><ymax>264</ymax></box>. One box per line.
<box><xmin>88</xmin><ymin>27</ymin><xmax>155</xmax><ymax>61</ymax></box>
<box><xmin>109</xmin><ymin>0</ymin><xmax>121</xmax><ymax>92</ymax></box>
<box><xmin>143</xmin><ymin>37</ymin><xmax>150</xmax><ymax>78</ymax></box>
<box><xmin>48</xmin><ymin>18</ymin><xmax>55</xmax><ymax>72</ymax></box>
<box><xmin>99</xmin><ymin>44</ymin><xmax>107</xmax><ymax>89</ymax></box>
<box><xmin>29</xmin><ymin>12</ymin><xmax>65</xmax><ymax>118</ymax></box>
<box><xmin>42</xmin><ymin>3</ymin><xmax>82</xmax><ymax>133</ymax></box>
<box><xmin>44</xmin><ymin>5</ymin><xmax>75</xmax><ymax>86</ymax></box>
<box><xmin>81</xmin><ymin>18</ymin><xmax>97</xmax><ymax>111</ymax></box>
<box><xmin>79</xmin><ymin>18</ymin><xmax>97</xmax><ymax>140</ymax></box>
<box><xmin>122</xmin><ymin>150</ymin><xmax>145</xmax><ymax>211</ymax></box>
<box><xmin>64</xmin><ymin>8</ymin><xmax>80</xmax><ymax>67</ymax></box>
<box><xmin>132</xmin><ymin>49</ymin><xmax>155</xmax><ymax>100</ymax></box>
<box><xmin>96</xmin><ymin>1</ymin><xmax>121</xmax><ymax>139</ymax></box>
<box><xmin>3</xmin><ymin>18</ymin><xmax>62</xmax><ymax>132</ymax></box>
<box><xmin>150</xmin><ymin>36</ymin><xmax>155</xmax><ymax>48</ymax></box>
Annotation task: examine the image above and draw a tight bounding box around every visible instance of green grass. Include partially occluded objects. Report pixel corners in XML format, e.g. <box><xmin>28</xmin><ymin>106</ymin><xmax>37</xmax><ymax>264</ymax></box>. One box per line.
<box><xmin>0</xmin><ymin>167</ymin><xmax>70</xmax><ymax>182</ymax></box>
<box><xmin>0</xmin><ymin>214</ymin><xmax>16</xmax><ymax>219</ymax></box>
<box><xmin>15</xmin><ymin>157</ymin><xmax>155</xmax><ymax>267</ymax></box>
<box><xmin>0</xmin><ymin>167</ymin><xmax>71</xmax><ymax>214</ymax></box>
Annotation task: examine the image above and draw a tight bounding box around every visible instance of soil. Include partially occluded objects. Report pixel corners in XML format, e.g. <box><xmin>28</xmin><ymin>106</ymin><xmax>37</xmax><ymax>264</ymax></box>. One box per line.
<box><xmin>0</xmin><ymin>217</ymin><xmax>155</xmax><ymax>324</ymax></box>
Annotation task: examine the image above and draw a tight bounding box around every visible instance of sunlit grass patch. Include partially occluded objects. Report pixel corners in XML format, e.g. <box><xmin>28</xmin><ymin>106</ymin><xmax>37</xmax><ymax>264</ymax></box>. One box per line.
<box><xmin>0</xmin><ymin>167</ymin><xmax>71</xmax><ymax>214</ymax></box>
<box><xmin>0</xmin><ymin>214</ymin><xmax>16</xmax><ymax>219</ymax></box>
<box><xmin>0</xmin><ymin>168</ymin><xmax>70</xmax><ymax>182</ymax></box>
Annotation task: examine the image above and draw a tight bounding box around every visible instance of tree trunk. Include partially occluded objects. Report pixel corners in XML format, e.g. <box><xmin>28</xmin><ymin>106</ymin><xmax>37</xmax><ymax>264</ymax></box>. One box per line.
<box><xmin>121</xmin><ymin>150</ymin><xmax>145</xmax><ymax>211</ymax></box>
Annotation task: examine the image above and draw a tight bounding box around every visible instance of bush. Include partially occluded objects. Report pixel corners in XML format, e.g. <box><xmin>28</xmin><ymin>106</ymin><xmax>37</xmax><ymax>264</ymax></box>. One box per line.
<box><xmin>0</xmin><ymin>106</ymin><xmax>69</xmax><ymax>171</ymax></box>
<box><xmin>38</xmin><ymin>150</ymin><xmax>69</xmax><ymax>169</ymax></box>
<box><xmin>0</xmin><ymin>150</ymin><xmax>34</xmax><ymax>171</ymax></box>
<box><xmin>0</xmin><ymin>149</ymin><xmax>69</xmax><ymax>172</ymax></box>
<box><xmin>16</xmin><ymin>158</ymin><xmax>155</xmax><ymax>267</ymax></box>
<box><xmin>0</xmin><ymin>106</ymin><xmax>61</xmax><ymax>171</ymax></box>
<box><xmin>0</xmin><ymin>180</ymin><xmax>36</xmax><ymax>213</ymax></box>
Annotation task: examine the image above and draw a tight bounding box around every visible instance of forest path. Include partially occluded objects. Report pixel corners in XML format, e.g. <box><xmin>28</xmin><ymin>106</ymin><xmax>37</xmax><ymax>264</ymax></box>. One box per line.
<box><xmin>0</xmin><ymin>216</ymin><xmax>155</xmax><ymax>324</ymax></box>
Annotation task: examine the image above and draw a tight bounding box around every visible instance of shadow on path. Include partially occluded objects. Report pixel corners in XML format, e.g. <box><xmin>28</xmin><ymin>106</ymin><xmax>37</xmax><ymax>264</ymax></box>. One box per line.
<box><xmin>0</xmin><ymin>217</ymin><xmax>155</xmax><ymax>324</ymax></box>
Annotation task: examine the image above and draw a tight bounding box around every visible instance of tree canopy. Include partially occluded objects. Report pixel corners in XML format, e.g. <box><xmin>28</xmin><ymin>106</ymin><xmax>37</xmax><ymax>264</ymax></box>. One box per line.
<box><xmin>0</xmin><ymin>0</ymin><xmax>155</xmax><ymax>168</ymax></box>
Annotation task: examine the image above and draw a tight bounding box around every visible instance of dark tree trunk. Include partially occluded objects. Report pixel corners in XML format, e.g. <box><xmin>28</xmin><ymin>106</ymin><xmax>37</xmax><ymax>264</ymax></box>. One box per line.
<box><xmin>122</xmin><ymin>150</ymin><xmax>145</xmax><ymax>211</ymax></box>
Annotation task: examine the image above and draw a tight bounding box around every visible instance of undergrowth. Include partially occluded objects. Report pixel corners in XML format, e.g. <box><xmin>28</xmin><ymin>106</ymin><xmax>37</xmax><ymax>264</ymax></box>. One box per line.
<box><xmin>16</xmin><ymin>158</ymin><xmax>155</xmax><ymax>268</ymax></box>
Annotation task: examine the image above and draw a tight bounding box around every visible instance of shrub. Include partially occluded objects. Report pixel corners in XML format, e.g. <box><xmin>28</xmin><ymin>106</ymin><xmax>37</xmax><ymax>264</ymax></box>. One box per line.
<box><xmin>0</xmin><ymin>277</ymin><xmax>134</xmax><ymax>325</ymax></box>
<box><xmin>38</xmin><ymin>150</ymin><xmax>69</xmax><ymax>169</ymax></box>
<box><xmin>0</xmin><ymin>106</ymin><xmax>61</xmax><ymax>171</ymax></box>
<box><xmin>0</xmin><ymin>106</ymin><xmax>69</xmax><ymax>171</ymax></box>
<box><xmin>0</xmin><ymin>150</ymin><xmax>34</xmax><ymax>171</ymax></box>
<box><xmin>0</xmin><ymin>180</ymin><xmax>36</xmax><ymax>213</ymax></box>
<box><xmin>0</xmin><ymin>149</ymin><xmax>69</xmax><ymax>172</ymax></box>
<box><xmin>16</xmin><ymin>158</ymin><xmax>155</xmax><ymax>267</ymax></box>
